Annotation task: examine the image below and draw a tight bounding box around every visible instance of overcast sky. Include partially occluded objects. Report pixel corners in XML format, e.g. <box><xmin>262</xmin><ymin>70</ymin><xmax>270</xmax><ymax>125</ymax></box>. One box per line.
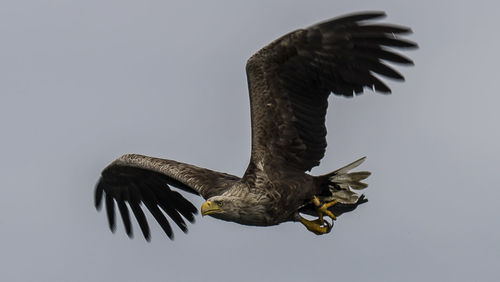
<box><xmin>1</xmin><ymin>1</ymin><xmax>499</xmax><ymax>281</ymax></box>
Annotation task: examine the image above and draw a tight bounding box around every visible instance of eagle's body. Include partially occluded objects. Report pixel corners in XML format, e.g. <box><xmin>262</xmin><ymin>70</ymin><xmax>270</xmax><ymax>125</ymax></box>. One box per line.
<box><xmin>95</xmin><ymin>11</ymin><xmax>416</xmax><ymax>240</ymax></box>
<box><xmin>210</xmin><ymin>169</ymin><xmax>317</xmax><ymax>226</ymax></box>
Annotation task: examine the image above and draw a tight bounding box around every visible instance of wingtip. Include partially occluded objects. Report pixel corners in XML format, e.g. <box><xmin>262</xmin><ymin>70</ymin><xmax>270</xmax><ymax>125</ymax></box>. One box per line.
<box><xmin>177</xmin><ymin>221</ymin><xmax>189</xmax><ymax>234</ymax></box>
<box><xmin>341</xmin><ymin>10</ymin><xmax>387</xmax><ymax>20</ymax></box>
<box><xmin>315</xmin><ymin>11</ymin><xmax>387</xmax><ymax>30</ymax></box>
<box><xmin>351</xmin><ymin>11</ymin><xmax>387</xmax><ymax>21</ymax></box>
<box><xmin>94</xmin><ymin>180</ymin><xmax>104</xmax><ymax>210</ymax></box>
<box><xmin>369</xmin><ymin>10</ymin><xmax>387</xmax><ymax>18</ymax></box>
<box><xmin>374</xmin><ymin>86</ymin><xmax>392</xmax><ymax>94</ymax></box>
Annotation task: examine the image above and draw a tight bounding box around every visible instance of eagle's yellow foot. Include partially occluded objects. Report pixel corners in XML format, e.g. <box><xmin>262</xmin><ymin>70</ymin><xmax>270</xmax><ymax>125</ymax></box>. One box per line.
<box><xmin>298</xmin><ymin>215</ymin><xmax>332</xmax><ymax>235</ymax></box>
<box><xmin>313</xmin><ymin>196</ymin><xmax>338</xmax><ymax>225</ymax></box>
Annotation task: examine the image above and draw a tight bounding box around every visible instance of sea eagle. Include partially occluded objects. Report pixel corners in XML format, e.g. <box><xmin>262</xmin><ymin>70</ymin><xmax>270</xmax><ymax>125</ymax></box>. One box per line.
<box><xmin>94</xmin><ymin>11</ymin><xmax>416</xmax><ymax>240</ymax></box>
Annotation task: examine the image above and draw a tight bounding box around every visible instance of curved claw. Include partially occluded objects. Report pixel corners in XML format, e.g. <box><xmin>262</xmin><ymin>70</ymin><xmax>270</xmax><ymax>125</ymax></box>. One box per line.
<box><xmin>324</xmin><ymin>219</ymin><xmax>333</xmax><ymax>233</ymax></box>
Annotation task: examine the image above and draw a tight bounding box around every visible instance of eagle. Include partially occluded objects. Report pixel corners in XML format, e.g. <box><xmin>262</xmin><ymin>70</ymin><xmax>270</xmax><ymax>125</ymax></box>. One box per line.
<box><xmin>94</xmin><ymin>11</ymin><xmax>416</xmax><ymax>240</ymax></box>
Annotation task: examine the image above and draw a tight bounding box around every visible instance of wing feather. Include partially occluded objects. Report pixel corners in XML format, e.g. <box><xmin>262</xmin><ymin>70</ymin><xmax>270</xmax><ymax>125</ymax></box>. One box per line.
<box><xmin>95</xmin><ymin>154</ymin><xmax>240</xmax><ymax>240</ymax></box>
<box><xmin>244</xmin><ymin>11</ymin><xmax>416</xmax><ymax>174</ymax></box>
<box><xmin>117</xmin><ymin>200</ymin><xmax>132</xmax><ymax>237</ymax></box>
<box><xmin>105</xmin><ymin>194</ymin><xmax>116</xmax><ymax>232</ymax></box>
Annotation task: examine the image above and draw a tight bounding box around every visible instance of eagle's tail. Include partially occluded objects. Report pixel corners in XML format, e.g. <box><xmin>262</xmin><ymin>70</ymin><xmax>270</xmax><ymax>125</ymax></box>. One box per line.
<box><xmin>318</xmin><ymin>157</ymin><xmax>371</xmax><ymax>204</ymax></box>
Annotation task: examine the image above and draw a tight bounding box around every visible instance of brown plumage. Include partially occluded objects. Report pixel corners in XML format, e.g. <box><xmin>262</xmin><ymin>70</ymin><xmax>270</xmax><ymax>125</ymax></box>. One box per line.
<box><xmin>94</xmin><ymin>11</ymin><xmax>416</xmax><ymax>241</ymax></box>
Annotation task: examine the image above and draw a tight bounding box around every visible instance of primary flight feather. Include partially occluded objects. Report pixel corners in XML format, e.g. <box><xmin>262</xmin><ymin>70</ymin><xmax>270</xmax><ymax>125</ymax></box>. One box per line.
<box><xmin>95</xmin><ymin>11</ymin><xmax>416</xmax><ymax>240</ymax></box>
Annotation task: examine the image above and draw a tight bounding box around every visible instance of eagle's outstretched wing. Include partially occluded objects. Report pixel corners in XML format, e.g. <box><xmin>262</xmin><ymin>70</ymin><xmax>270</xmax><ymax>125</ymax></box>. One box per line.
<box><xmin>95</xmin><ymin>154</ymin><xmax>240</xmax><ymax>240</ymax></box>
<box><xmin>244</xmin><ymin>12</ymin><xmax>416</xmax><ymax>176</ymax></box>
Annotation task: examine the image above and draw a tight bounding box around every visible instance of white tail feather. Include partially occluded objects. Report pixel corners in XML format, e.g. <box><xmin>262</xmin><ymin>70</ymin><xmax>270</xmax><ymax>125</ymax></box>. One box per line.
<box><xmin>332</xmin><ymin>157</ymin><xmax>366</xmax><ymax>175</ymax></box>
<box><xmin>323</xmin><ymin>157</ymin><xmax>371</xmax><ymax>204</ymax></box>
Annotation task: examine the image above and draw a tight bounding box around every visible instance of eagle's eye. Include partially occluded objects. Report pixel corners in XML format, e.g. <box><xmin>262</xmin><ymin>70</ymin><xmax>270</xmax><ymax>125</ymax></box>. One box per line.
<box><xmin>215</xmin><ymin>200</ymin><xmax>223</xmax><ymax>207</ymax></box>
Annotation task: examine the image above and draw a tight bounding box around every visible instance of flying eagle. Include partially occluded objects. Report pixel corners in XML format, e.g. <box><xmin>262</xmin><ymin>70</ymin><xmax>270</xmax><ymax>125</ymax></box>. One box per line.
<box><xmin>94</xmin><ymin>11</ymin><xmax>416</xmax><ymax>240</ymax></box>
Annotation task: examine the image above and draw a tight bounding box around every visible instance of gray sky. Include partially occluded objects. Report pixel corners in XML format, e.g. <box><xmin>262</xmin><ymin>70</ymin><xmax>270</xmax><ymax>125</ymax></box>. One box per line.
<box><xmin>1</xmin><ymin>1</ymin><xmax>499</xmax><ymax>281</ymax></box>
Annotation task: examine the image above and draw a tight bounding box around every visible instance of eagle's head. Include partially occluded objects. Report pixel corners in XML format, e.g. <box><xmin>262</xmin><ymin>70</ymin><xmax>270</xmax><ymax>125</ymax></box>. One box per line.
<box><xmin>200</xmin><ymin>194</ymin><xmax>269</xmax><ymax>225</ymax></box>
<box><xmin>200</xmin><ymin>195</ymin><xmax>238</xmax><ymax>218</ymax></box>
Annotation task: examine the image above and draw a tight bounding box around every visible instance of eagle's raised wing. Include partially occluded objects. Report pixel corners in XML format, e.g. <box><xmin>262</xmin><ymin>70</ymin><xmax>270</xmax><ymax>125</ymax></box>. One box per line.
<box><xmin>244</xmin><ymin>12</ymin><xmax>416</xmax><ymax>175</ymax></box>
<box><xmin>94</xmin><ymin>154</ymin><xmax>240</xmax><ymax>240</ymax></box>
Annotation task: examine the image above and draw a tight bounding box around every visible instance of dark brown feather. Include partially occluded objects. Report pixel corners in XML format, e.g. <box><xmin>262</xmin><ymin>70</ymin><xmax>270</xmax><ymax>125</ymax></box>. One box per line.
<box><xmin>94</xmin><ymin>154</ymin><xmax>239</xmax><ymax>240</ymax></box>
<box><xmin>244</xmin><ymin>11</ymin><xmax>415</xmax><ymax>174</ymax></box>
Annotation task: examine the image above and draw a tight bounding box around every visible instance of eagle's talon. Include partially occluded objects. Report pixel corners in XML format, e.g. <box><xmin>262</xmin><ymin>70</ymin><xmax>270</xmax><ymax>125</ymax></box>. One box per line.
<box><xmin>298</xmin><ymin>215</ymin><xmax>333</xmax><ymax>235</ymax></box>
<box><xmin>313</xmin><ymin>196</ymin><xmax>338</xmax><ymax>222</ymax></box>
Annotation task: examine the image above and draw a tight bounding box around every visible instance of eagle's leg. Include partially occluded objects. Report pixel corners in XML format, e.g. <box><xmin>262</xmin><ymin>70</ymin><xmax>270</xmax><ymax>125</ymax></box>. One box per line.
<box><xmin>297</xmin><ymin>214</ymin><xmax>332</xmax><ymax>235</ymax></box>
<box><xmin>313</xmin><ymin>196</ymin><xmax>338</xmax><ymax>224</ymax></box>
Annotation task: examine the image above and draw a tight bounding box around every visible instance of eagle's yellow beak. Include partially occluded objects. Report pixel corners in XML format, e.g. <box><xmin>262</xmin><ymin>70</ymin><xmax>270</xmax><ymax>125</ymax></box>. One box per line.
<box><xmin>201</xmin><ymin>201</ymin><xmax>222</xmax><ymax>216</ymax></box>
